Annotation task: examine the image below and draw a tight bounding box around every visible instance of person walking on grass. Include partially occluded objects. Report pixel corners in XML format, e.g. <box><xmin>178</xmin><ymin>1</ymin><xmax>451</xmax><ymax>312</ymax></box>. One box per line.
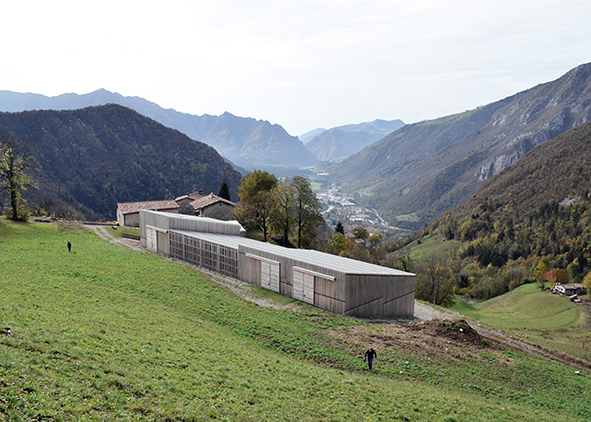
<box><xmin>364</xmin><ymin>347</ymin><xmax>377</xmax><ymax>371</ymax></box>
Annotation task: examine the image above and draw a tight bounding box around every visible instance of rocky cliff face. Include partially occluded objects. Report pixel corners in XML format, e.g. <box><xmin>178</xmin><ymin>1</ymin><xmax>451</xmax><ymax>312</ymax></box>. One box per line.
<box><xmin>476</xmin><ymin>64</ymin><xmax>591</xmax><ymax>181</ymax></box>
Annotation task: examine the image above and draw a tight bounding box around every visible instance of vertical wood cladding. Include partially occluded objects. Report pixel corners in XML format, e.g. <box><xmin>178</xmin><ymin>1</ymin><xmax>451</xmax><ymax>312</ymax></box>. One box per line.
<box><xmin>141</xmin><ymin>211</ymin><xmax>415</xmax><ymax>318</ymax></box>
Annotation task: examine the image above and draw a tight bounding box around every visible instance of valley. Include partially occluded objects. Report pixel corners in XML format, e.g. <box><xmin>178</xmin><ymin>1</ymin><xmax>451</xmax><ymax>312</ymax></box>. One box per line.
<box><xmin>315</xmin><ymin>182</ymin><xmax>410</xmax><ymax>236</ymax></box>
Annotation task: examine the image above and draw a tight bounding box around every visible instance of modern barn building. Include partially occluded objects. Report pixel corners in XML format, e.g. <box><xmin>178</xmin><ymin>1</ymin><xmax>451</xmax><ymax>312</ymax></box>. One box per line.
<box><xmin>140</xmin><ymin>210</ymin><xmax>415</xmax><ymax>318</ymax></box>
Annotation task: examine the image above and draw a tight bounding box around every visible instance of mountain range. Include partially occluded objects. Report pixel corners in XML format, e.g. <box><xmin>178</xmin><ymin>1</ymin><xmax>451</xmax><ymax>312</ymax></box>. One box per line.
<box><xmin>0</xmin><ymin>89</ymin><xmax>318</xmax><ymax>169</ymax></box>
<box><xmin>0</xmin><ymin>104</ymin><xmax>242</xmax><ymax>219</ymax></box>
<box><xmin>325</xmin><ymin>62</ymin><xmax>591</xmax><ymax>229</ymax></box>
<box><xmin>303</xmin><ymin>119</ymin><xmax>405</xmax><ymax>161</ymax></box>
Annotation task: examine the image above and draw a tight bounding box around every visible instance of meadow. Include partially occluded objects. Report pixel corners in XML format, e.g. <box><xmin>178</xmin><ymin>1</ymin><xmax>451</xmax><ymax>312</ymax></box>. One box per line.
<box><xmin>454</xmin><ymin>283</ymin><xmax>591</xmax><ymax>362</ymax></box>
<box><xmin>0</xmin><ymin>219</ymin><xmax>590</xmax><ymax>421</ymax></box>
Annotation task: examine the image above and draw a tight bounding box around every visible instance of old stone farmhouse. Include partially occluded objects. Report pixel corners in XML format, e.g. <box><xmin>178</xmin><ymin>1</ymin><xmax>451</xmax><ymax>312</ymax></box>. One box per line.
<box><xmin>116</xmin><ymin>199</ymin><xmax>180</xmax><ymax>227</ymax></box>
<box><xmin>139</xmin><ymin>210</ymin><xmax>415</xmax><ymax>318</ymax></box>
<box><xmin>116</xmin><ymin>191</ymin><xmax>236</xmax><ymax>227</ymax></box>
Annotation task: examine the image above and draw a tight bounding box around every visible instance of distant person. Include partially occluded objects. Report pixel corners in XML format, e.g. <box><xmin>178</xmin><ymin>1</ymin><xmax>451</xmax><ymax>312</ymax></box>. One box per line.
<box><xmin>364</xmin><ymin>347</ymin><xmax>377</xmax><ymax>371</ymax></box>
<box><xmin>67</xmin><ymin>241</ymin><xmax>72</xmax><ymax>252</ymax></box>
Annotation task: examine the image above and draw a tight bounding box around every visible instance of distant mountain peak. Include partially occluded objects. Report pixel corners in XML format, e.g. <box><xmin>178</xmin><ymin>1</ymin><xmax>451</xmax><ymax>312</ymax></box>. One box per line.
<box><xmin>304</xmin><ymin>119</ymin><xmax>404</xmax><ymax>161</ymax></box>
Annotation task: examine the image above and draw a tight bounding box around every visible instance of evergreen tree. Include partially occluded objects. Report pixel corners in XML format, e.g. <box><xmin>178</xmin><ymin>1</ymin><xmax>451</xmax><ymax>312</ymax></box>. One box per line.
<box><xmin>218</xmin><ymin>178</ymin><xmax>231</xmax><ymax>201</ymax></box>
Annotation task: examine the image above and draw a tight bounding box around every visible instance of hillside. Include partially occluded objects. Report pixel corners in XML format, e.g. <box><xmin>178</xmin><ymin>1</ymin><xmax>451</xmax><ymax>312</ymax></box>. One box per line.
<box><xmin>304</xmin><ymin>119</ymin><xmax>405</xmax><ymax>161</ymax></box>
<box><xmin>0</xmin><ymin>89</ymin><xmax>319</xmax><ymax>168</ymax></box>
<box><xmin>0</xmin><ymin>220</ymin><xmax>589</xmax><ymax>420</ymax></box>
<box><xmin>403</xmin><ymin>119</ymin><xmax>591</xmax><ymax>300</ymax></box>
<box><xmin>327</xmin><ymin>62</ymin><xmax>591</xmax><ymax>229</ymax></box>
<box><xmin>0</xmin><ymin>104</ymin><xmax>242</xmax><ymax>219</ymax></box>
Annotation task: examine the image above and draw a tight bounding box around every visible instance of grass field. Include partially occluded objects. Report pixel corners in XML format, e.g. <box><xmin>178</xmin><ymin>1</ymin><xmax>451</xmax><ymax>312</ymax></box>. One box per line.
<box><xmin>408</xmin><ymin>232</ymin><xmax>463</xmax><ymax>261</ymax></box>
<box><xmin>1</xmin><ymin>219</ymin><xmax>590</xmax><ymax>420</ymax></box>
<box><xmin>453</xmin><ymin>284</ymin><xmax>591</xmax><ymax>362</ymax></box>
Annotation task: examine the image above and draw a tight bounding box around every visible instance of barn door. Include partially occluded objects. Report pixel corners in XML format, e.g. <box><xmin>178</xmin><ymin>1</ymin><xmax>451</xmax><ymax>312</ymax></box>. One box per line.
<box><xmin>146</xmin><ymin>227</ymin><xmax>157</xmax><ymax>251</ymax></box>
<box><xmin>261</xmin><ymin>261</ymin><xmax>280</xmax><ymax>293</ymax></box>
<box><xmin>293</xmin><ymin>269</ymin><xmax>314</xmax><ymax>304</ymax></box>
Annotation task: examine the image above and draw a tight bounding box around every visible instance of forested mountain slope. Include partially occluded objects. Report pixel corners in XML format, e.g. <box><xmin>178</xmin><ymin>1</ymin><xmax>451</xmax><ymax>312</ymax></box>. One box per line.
<box><xmin>328</xmin><ymin>62</ymin><xmax>591</xmax><ymax>229</ymax></box>
<box><xmin>0</xmin><ymin>104</ymin><xmax>242</xmax><ymax>219</ymax></box>
<box><xmin>405</xmin><ymin>120</ymin><xmax>591</xmax><ymax>299</ymax></box>
<box><xmin>0</xmin><ymin>89</ymin><xmax>319</xmax><ymax>168</ymax></box>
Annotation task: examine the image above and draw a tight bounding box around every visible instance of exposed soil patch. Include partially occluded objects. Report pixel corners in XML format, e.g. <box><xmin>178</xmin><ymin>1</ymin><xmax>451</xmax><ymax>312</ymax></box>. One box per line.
<box><xmin>328</xmin><ymin>319</ymin><xmax>499</xmax><ymax>366</ymax></box>
<box><xmin>328</xmin><ymin>318</ymin><xmax>591</xmax><ymax>372</ymax></box>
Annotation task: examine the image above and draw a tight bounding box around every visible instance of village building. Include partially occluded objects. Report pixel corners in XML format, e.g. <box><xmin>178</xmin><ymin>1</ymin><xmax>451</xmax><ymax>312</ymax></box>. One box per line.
<box><xmin>139</xmin><ymin>210</ymin><xmax>415</xmax><ymax>318</ymax></box>
<box><xmin>174</xmin><ymin>190</ymin><xmax>204</xmax><ymax>207</ymax></box>
<box><xmin>553</xmin><ymin>283</ymin><xmax>587</xmax><ymax>296</ymax></box>
<box><xmin>116</xmin><ymin>199</ymin><xmax>179</xmax><ymax>227</ymax></box>
<box><xmin>189</xmin><ymin>193</ymin><xmax>236</xmax><ymax>219</ymax></box>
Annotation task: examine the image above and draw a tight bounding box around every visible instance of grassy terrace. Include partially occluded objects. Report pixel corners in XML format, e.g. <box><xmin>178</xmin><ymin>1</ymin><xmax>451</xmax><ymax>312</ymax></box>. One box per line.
<box><xmin>0</xmin><ymin>219</ymin><xmax>590</xmax><ymax>420</ymax></box>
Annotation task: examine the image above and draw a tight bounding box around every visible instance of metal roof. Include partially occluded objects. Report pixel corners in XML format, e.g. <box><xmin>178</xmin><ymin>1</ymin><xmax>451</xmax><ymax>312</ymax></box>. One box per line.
<box><xmin>171</xmin><ymin>229</ymin><xmax>414</xmax><ymax>276</ymax></box>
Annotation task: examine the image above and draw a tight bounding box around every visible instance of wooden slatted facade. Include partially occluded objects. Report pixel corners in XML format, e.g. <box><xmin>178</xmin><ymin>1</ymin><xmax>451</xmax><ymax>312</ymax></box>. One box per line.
<box><xmin>140</xmin><ymin>210</ymin><xmax>415</xmax><ymax>318</ymax></box>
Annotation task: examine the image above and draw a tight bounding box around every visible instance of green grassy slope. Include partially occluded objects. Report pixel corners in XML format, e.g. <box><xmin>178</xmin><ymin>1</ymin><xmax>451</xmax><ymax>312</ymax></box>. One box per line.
<box><xmin>1</xmin><ymin>220</ymin><xmax>590</xmax><ymax>420</ymax></box>
<box><xmin>454</xmin><ymin>284</ymin><xmax>591</xmax><ymax>362</ymax></box>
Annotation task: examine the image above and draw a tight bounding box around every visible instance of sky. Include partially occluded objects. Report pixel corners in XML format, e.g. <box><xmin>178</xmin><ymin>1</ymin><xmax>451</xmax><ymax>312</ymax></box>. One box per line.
<box><xmin>1</xmin><ymin>0</ymin><xmax>590</xmax><ymax>136</ymax></box>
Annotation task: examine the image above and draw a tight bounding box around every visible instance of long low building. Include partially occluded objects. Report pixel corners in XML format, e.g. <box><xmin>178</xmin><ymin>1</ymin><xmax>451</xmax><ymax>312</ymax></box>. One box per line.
<box><xmin>140</xmin><ymin>210</ymin><xmax>415</xmax><ymax>318</ymax></box>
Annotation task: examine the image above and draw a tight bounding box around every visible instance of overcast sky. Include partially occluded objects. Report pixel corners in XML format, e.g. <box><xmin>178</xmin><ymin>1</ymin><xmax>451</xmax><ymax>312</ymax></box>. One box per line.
<box><xmin>2</xmin><ymin>0</ymin><xmax>590</xmax><ymax>136</ymax></box>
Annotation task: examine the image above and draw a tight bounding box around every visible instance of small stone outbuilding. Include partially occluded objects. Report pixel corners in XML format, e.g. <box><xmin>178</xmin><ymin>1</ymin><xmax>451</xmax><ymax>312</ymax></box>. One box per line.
<box><xmin>116</xmin><ymin>200</ymin><xmax>179</xmax><ymax>227</ymax></box>
<box><xmin>190</xmin><ymin>193</ymin><xmax>236</xmax><ymax>219</ymax></box>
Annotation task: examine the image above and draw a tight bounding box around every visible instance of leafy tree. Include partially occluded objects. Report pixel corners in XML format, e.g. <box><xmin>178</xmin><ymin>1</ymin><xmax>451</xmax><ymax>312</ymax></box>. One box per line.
<box><xmin>237</xmin><ymin>170</ymin><xmax>277</xmax><ymax>201</ymax></box>
<box><xmin>292</xmin><ymin>176</ymin><xmax>324</xmax><ymax>248</ymax></box>
<box><xmin>271</xmin><ymin>179</ymin><xmax>295</xmax><ymax>246</ymax></box>
<box><xmin>368</xmin><ymin>231</ymin><xmax>384</xmax><ymax>263</ymax></box>
<box><xmin>218</xmin><ymin>178</ymin><xmax>231</xmax><ymax>201</ymax></box>
<box><xmin>352</xmin><ymin>226</ymin><xmax>369</xmax><ymax>241</ymax></box>
<box><xmin>234</xmin><ymin>170</ymin><xmax>278</xmax><ymax>242</ymax></box>
<box><xmin>0</xmin><ymin>135</ymin><xmax>35</xmax><ymax>220</ymax></box>
<box><xmin>368</xmin><ymin>232</ymin><xmax>383</xmax><ymax>248</ymax></box>
<box><xmin>544</xmin><ymin>268</ymin><xmax>569</xmax><ymax>286</ymax></box>
<box><xmin>567</xmin><ymin>260</ymin><xmax>581</xmax><ymax>282</ymax></box>
<box><xmin>583</xmin><ymin>272</ymin><xmax>591</xmax><ymax>298</ymax></box>
<box><xmin>534</xmin><ymin>259</ymin><xmax>549</xmax><ymax>290</ymax></box>
<box><xmin>416</xmin><ymin>254</ymin><xmax>456</xmax><ymax>307</ymax></box>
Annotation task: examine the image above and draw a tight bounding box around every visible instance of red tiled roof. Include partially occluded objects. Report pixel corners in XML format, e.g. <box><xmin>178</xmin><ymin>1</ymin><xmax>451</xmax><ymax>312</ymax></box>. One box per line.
<box><xmin>116</xmin><ymin>200</ymin><xmax>179</xmax><ymax>215</ymax></box>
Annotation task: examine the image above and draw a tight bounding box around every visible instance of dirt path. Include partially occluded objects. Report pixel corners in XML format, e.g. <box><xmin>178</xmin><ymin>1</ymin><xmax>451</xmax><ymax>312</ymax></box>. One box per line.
<box><xmin>87</xmin><ymin>225</ymin><xmax>144</xmax><ymax>251</ymax></box>
<box><xmin>474</xmin><ymin>324</ymin><xmax>591</xmax><ymax>371</ymax></box>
